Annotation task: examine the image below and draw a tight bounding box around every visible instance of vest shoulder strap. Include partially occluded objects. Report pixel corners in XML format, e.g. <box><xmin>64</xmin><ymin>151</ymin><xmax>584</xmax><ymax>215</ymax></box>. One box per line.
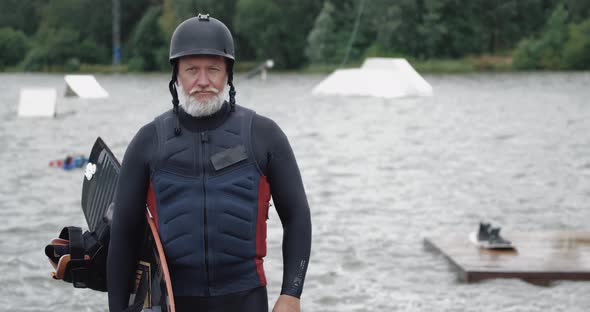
<box><xmin>152</xmin><ymin>110</ymin><xmax>175</xmax><ymax>171</ymax></box>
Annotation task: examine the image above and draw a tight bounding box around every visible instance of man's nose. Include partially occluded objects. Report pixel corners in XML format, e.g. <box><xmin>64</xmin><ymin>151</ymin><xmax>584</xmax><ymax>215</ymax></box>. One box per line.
<box><xmin>196</xmin><ymin>71</ymin><xmax>210</xmax><ymax>88</ymax></box>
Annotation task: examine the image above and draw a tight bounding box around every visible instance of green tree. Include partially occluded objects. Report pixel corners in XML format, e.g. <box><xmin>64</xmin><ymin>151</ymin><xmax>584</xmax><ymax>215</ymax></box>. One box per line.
<box><xmin>235</xmin><ymin>0</ymin><xmax>322</xmax><ymax>68</ymax></box>
<box><xmin>512</xmin><ymin>4</ymin><xmax>571</xmax><ymax>70</ymax></box>
<box><xmin>512</xmin><ymin>38</ymin><xmax>543</xmax><ymax>69</ymax></box>
<box><xmin>416</xmin><ymin>0</ymin><xmax>518</xmax><ymax>57</ymax></box>
<box><xmin>21</xmin><ymin>28</ymin><xmax>81</xmax><ymax>71</ymax></box>
<box><xmin>365</xmin><ymin>0</ymin><xmax>567</xmax><ymax>59</ymax></box>
<box><xmin>127</xmin><ymin>6</ymin><xmax>167</xmax><ymax>71</ymax></box>
<box><xmin>0</xmin><ymin>27</ymin><xmax>30</xmax><ymax>68</ymax></box>
<box><xmin>306</xmin><ymin>1</ymin><xmax>338</xmax><ymax>64</ymax></box>
<box><xmin>477</xmin><ymin>0</ymin><xmax>518</xmax><ymax>53</ymax></box>
<box><xmin>0</xmin><ymin>0</ymin><xmax>46</xmax><ymax>35</ymax></box>
<box><xmin>2</xmin><ymin>0</ymin><xmax>589</xmax><ymax>71</ymax></box>
<box><xmin>306</xmin><ymin>0</ymin><xmax>375</xmax><ymax>65</ymax></box>
<box><xmin>122</xmin><ymin>1</ymin><xmax>160</xmax><ymax>44</ymax></box>
<box><xmin>562</xmin><ymin>19</ymin><xmax>590</xmax><ymax>69</ymax></box>
<box><xmin>160</xmin><ymin>0</ymin><xmax>179</xmax><ymax>40</ymax></box>
<box><xmin>474</xmin><ymin>0</ymin><xmax>563</xmax><ymax>54</ymax></box>
<box><xmin>160</xmin><ymin>0</ymin><xmax>237</xmax><ymax>40</ymax></box>
<box><xmin>365</xmin><ymin>0</ymin><xmax>427</xmax><ymax>58</ymax></box>
<box><xmin>235</xmin><ymin>0</ymin><xmax>279</xmax><ymax>63</ymax></box>
<box><xmin>33</xmin><ymin>0</ymin><xmax>156</xmax><ymax>64</ymax></box>
<box><xmin>564</xmin><ymin>0</ymin><xmax>590</xmax><ymax>22</ymax></box>
<box><xmin>513</xmin><ymin>0</ymin><xmax>562</xmax><ymax>46</ymax></box>
<box><xmin>364</xmin><ymin>1</ymin><xmax>408</xmax><ymax>57</ymax></box>
<box><xmin>35</xmin><ymin>0</ymin><xmax>111</xmax><ymax>64</ymax></box>
<box><xmin>539</xmin><ymin>4</ymin><xmax>570</xmax><ymax>68</ymax></box>
<box><xmin>419</xmin><ymin>0</ymin><xmax>450</xmax><ymax>58</ymax></box>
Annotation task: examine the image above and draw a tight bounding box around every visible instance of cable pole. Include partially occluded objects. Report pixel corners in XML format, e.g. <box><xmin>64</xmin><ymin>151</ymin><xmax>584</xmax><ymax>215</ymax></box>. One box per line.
<box><xmin>112</xmin><ymin>0</ymin><xmax>121</xmax><ymax>66</ymax></box>
<box><xmin>340</xmin><ymin>0</ymin><xmax>366</xmax><ymax>67</ymax></box>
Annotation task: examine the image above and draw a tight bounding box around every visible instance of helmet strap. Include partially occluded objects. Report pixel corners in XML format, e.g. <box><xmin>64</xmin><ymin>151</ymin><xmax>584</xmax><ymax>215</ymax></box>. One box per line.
<box><xmin>228</xmin><ymin>62</ymin><xmax>236</xmax><ymax>112</ymax></box>
<box><xmin>168</xmin><ymin>63</ymin><xmax>182</xmax><ymax>135</ymax></box>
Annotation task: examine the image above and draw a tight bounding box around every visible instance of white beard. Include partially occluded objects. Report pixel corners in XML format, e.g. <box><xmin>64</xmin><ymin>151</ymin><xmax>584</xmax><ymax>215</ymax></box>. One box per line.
<box><xmin>178</xmin><ymin>80</ymin><xmax>227</xmax><ymax>117</ymax></box>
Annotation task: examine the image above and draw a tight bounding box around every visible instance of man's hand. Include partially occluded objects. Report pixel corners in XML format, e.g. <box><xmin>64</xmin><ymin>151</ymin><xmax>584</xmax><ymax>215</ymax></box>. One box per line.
<box><xmin>272</xmin><ymin>294</ymin><xmax>301</xmax><ymax>312</ymax></box>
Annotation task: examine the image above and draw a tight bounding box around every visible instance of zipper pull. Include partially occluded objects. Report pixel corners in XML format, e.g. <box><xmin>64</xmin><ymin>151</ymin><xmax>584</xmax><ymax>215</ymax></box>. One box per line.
<box><xmin>200</xmin><ymin>131</ymin><xmax>209</xmax><ymax>143</ymax></box>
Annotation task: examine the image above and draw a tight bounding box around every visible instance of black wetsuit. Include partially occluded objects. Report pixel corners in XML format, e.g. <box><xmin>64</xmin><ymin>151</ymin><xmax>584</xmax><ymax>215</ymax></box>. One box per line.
<box><xmin>107</xmin><ymin>102</ymin><xmax>311</xmax><ymax>312</ymax></box>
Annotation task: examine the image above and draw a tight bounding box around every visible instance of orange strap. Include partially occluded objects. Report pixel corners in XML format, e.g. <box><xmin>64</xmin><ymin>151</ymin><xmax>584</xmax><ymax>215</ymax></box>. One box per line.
<box><xmin>50</xmin><ymin>254</ymin><xmax>91</xmax><ymax>280</ymax></box>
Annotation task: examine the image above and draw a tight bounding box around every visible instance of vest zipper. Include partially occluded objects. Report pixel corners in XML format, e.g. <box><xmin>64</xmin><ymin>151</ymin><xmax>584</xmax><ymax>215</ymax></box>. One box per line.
<box><xmin>200</xmin><ymin>131</ymin><xmax>211</xmax><ymax>295</ymax></box>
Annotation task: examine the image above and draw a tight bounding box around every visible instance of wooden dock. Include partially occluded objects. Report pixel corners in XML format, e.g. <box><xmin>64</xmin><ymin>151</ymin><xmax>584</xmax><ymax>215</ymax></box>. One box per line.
<box><xmin>424</xmin><ymin>231</ymin><xmax>590</xmax><ymax>285</ymax></box>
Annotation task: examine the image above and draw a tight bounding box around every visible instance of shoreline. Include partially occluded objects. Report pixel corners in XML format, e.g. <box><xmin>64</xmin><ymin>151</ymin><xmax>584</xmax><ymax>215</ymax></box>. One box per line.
<box><xmin>2</xmin><ymin>56</ymin><xmax>589</xmax><ymax>75</ymax></box>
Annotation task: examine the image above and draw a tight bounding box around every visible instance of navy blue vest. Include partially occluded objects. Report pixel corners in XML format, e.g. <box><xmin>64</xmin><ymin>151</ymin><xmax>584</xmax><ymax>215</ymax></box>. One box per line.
<box><xmin>148</xmin><ymin>105</ymin><xmax>270</xmax><ymax>296</ymax></box>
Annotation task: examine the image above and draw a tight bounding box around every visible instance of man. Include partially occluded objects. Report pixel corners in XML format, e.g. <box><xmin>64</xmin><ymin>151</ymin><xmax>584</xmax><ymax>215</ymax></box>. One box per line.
<box><xmin>107</xmin><ymin>14</ymin><xmax>311</xmax><ymax>312</ymax></box>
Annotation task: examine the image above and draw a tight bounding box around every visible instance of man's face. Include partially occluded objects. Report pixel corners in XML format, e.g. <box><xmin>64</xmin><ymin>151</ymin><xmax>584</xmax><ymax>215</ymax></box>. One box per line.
<box><xmin>177</xmin><ymin>55</ymin><xmax>227</xmax><ymax>104</ymax></box>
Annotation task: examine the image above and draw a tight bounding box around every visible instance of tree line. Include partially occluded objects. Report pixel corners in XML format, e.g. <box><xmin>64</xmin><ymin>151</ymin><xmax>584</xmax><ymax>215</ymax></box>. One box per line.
<box><xmin>0</xmin><ymin>0</ymin><xmax>589</xmax><ymax>71</ymax></box>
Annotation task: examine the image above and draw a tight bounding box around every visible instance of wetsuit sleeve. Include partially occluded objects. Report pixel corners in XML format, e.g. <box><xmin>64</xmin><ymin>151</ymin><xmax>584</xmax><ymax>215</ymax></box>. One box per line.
<box><xmin>252</xmin><ymin>115</ymin><xmax>312</xmax><ymax>298</ymax></box>
<box><xmin>107</xmin><ymin>123</ymin><xmax>156</xmax><ymax>311</ymax></box>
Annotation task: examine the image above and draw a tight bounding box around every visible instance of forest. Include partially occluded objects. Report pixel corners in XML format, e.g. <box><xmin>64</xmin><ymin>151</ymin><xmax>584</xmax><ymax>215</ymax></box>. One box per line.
<box><xmin>0</xmin><ymin>0</ymin><xmax>589</xmax><ymax>72</ymax></box>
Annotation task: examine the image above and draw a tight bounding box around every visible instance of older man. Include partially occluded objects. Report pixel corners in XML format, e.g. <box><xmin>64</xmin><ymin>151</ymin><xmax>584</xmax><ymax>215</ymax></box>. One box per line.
<box><xmin>107</xmin><ymin>14</ymin><xmax>311</xmax><ymax>312</ymax></box>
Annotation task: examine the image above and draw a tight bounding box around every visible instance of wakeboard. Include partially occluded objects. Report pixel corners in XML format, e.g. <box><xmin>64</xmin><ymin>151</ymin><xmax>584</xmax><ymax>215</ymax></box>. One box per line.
<box><xmin>82</xmin><ymin>137</ymin><xmax>175</xmax><ymax>311</ymax></box>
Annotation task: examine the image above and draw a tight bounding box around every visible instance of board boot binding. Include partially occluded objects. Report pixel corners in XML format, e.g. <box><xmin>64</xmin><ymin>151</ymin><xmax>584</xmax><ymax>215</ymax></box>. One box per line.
<box><xmin>44</xmin><ymin>137</ymin><xmax>175</xmax><ymax>311</ymax></box>
<box><xmin>487</xmin><ymin>227</ymin><xmax>513</xmax><ymax>249</ymax></box>
<box><xmin>477</xmin><ymin>222</ymin><xmax>492</xmax><ymax>242</ymax></box>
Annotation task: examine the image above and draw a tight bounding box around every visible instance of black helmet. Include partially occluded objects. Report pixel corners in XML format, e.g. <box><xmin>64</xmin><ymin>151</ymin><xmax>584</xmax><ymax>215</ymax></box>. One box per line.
<box><xmin>169</xmin><ymin>14</ymin><xmax>235</xmax><ymax>63</ymax></box>
<box><xmin>168</xmin><ymin>14</ymin><xmax>237</xmax><ymax>135</ymax></box>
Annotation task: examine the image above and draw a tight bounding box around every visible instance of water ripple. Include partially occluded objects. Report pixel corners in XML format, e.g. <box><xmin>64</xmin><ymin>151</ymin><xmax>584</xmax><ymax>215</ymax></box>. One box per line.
<box><xmin>1</xmin><ymin>72</ymin><xmax>590</xmax><ymax>311</ymax></box>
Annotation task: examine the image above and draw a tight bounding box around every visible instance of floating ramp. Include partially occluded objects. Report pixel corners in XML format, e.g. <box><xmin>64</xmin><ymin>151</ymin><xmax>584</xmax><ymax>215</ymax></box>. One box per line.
<box><xmin>64</xmin><ymin>75</ymin><xmax>108</xmax><ymax>98</ymax></box>
<box><xmin>312</xmin><ymin>58</ymin><xmax>432</xmax><ymax>98</ymax></box>
<box><xmin>17</xmin><ymin>88</ymin><xmax>57</xmax><ymax>117</ymax></box>
<box><xmin>424</xmin><ymin>231</ymin><xmax>590</xmax><ymax>284</ymax></box>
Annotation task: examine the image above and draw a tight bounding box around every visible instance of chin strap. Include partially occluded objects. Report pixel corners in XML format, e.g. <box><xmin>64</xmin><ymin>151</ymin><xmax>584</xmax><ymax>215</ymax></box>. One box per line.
<box><xmin>228</xmin><ymin>62</ymin><xmax>236</xmax><ymax>112</ymax></box>
<box><xmin>169</xmin><ymin>63</ymin><xmax>181</xmax><ymax>136</ymax></box>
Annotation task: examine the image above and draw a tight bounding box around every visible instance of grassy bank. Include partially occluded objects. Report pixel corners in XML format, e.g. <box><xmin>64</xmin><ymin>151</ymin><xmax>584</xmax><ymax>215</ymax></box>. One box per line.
<box><xmin>0</xmin><ymin>55</ymin><xmax>514</xmax><ymax>74</ymax></box>
<box><xmin>0</xmin><ymin>64</ymin><xmax>130</xmax><ymax>73</ymax></box>
<box><xmin>301</xmin><ymin>55</ymin><xmax>514</xmax><ymax>74</ymax></box>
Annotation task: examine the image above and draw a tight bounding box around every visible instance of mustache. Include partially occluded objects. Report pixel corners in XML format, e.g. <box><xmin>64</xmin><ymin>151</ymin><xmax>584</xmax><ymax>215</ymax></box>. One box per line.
<box><xmin>189</xmin><ymin>87</ymin><xmax>220</xmax><ymax>95</ymax></box>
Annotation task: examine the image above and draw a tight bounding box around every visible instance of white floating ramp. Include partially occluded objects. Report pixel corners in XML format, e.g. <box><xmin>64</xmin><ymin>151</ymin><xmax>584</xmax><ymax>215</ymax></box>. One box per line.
<box><xmin>64</xmin><ymin>75</ymin><xmax>108</xmax><ymax>98</ymax></box>
<box><xmin>17</xmin><ymin>88</ymin><xmax>57</xmax><ymax>117</ymax></box>
<box><xmin>312</xmin><ymin>58</ymin><xmax>433</xmax><ymax>98</ymax></box>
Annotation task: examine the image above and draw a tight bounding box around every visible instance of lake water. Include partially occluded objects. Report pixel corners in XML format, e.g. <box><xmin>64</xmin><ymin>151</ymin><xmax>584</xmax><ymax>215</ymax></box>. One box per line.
<box><xmin>1</xmin><ymin>72</ymin><xmax>589</xmax><ymax>311</ymax></box>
